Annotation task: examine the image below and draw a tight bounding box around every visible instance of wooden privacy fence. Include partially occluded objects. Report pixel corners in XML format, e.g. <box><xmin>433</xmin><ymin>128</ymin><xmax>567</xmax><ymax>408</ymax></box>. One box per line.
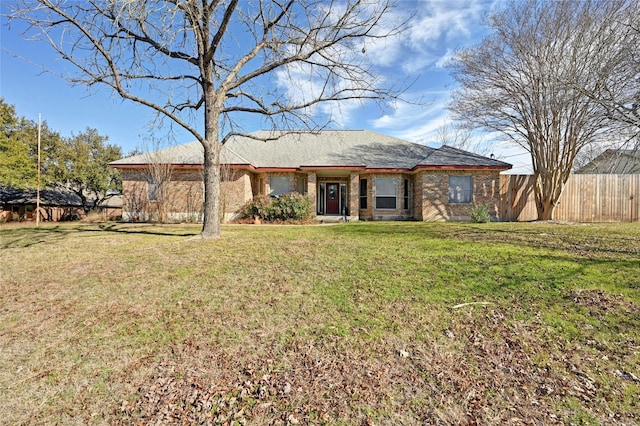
<box><xmin>500</xmin><ymin>174</ymin><xmax>640</xmax><ymax>222</ymax></box>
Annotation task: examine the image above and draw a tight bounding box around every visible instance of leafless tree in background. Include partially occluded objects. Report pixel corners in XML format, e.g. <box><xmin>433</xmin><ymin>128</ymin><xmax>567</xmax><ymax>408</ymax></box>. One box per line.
<box><xmin>8</xmin><ymin>0</ymin><xmax>409</xmax><ymax>238</ymax></box>
<box><xmin>219</xmin><ymin>162</ymin><xmax>241</xmax><ymax>223</ymax></box>
<box><xmin>577</xmin><ymin>10</ymin><xmax>640</xmax><ymax>172</ymax></box>
<box><xmin>143</xmin><ymin>148</ymin><xmax>176</xmax><ymax>224</ymax></box>
<box><xmin>434</xmin><ymin>122</ymin><xmax>493</xmax><ymax>157</ymax></box>
<box><xmin>448</xmin><ymin>0</ymin><xmax>639</xmax><ymax>220</ymax></box>
<box><xmin>591</xmin><ymin>18</ymin><xmax>640</xmax><ymax>135</ymax></box>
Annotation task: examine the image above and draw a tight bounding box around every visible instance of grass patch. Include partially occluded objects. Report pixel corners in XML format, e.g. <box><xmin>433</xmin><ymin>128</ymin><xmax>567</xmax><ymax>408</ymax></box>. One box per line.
<box><xmin>1</xmin><ymin>221</ymin><xmax>639</xmax><ymax>424</ymax></box>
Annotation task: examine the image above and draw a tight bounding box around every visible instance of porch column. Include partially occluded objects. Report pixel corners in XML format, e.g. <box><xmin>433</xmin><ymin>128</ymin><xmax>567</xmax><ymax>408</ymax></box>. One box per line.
<box><xmin>307</xmin><ymin>172</ymin><xmax>317</xmax><ymax>216</ymax></box>
<box><xmin>349</xmin><ymin>173</ymin><xmax>359</xmax><ymax>221</ymax></box>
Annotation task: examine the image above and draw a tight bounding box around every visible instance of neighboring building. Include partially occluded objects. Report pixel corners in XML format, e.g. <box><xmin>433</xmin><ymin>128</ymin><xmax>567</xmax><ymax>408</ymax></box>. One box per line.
<box><xmin>109</xmin><ymin>130</ymin><xmax>512</xmax><ymax>222</ymax></box>
<box><xmin>0</xmin><ymin>187</ymin><xmax>84</xmax><ymax>222</ymax></box>
<box><xmin>576</xmin><ymin>149</ymin><xmax>640</xmax><ymax>174</ymax></box>
<box><xmin>0</xmin><ymin>187</ymin><xmax>122</xmax><ymax>222</ymax></box>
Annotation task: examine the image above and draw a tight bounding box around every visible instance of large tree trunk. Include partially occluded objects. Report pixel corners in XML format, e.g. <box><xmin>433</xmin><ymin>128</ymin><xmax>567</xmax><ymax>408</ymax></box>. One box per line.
<box><xmin>533</xmin><ymin>170</ymin><xmax>567</xmax><ymax>221</ymax></box>
<box><xmin>200</xmin><ymin>79</ymin><xmax>222</xmax><ymax>239</ymax></box>
<box><xmin>201</xmin><ymin>141</ymin><xmax>222</xmax><ymax>239</ymax></box>
<box><xmin>72</xmin><ymin>188</ymin><xmax>91</xmax><ymax>214</ymax></box>
<box><xmin>535</xmin><ymin>192</ymin><xmax>556</xmax><ymax>220</ymax></box>
<box><xmin>8</xmin><ymin>0</ymin><xmax>409</xmax><ymax>239</ymax></box>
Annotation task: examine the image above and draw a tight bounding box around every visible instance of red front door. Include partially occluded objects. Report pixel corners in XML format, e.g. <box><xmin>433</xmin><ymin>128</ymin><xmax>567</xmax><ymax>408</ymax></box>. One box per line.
<box><xmin>326</xmin><ymin>183</ymin><xmax>340</xmax><ymax>214</ymax></box>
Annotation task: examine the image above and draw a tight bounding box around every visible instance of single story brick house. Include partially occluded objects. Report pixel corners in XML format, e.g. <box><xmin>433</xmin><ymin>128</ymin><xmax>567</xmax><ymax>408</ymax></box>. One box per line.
<box><xmin>109</xmin><ymin>130</ymin><xmax>511</xmax><ymax>222</ymax></box>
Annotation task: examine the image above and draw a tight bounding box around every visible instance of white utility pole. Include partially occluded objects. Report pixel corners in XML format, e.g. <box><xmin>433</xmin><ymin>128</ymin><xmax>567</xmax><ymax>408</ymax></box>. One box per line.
<box><xmin>36</xmin><ymin>113</ymin><xmax>41</xmax><ymax>227</ymax></box>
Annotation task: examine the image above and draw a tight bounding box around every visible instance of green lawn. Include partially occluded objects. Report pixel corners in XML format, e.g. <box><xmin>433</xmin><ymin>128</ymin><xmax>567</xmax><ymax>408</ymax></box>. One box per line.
<box><xmin>1</xmin><ymin>221</ymin><xmax>639</xmax><ymax>424</ymax></box>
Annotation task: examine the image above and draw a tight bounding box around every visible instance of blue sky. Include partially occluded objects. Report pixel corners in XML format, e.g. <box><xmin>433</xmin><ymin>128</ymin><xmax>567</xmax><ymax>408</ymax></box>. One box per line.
<box><xmin>0</xmin><ymin>0</ymin><xmax>531</xmax><ymax>172</ymax></box>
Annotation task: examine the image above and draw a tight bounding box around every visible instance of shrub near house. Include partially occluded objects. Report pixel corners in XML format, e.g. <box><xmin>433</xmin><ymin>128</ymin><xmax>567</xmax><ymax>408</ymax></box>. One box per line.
<box><xmin>242</xmin><ymin>193</ymin><xmax>312</xmax><ymax>223</ymax></box>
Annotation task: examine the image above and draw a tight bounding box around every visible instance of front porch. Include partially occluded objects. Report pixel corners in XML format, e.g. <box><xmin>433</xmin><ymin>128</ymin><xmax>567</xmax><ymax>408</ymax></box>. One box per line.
<box><xmin>307</xmin><ymin>171</ymin><xmax>360</xmax><ymax>222</ymax></box>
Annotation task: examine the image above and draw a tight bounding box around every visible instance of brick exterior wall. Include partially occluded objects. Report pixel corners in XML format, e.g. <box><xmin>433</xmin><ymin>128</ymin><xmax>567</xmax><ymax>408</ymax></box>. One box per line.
<box><xmin>415</xmin><ymin>170</ymin><xmax>502</xmax><ymax>221</ymax></box>
<box><xmin>120</xmin><ymin>167</ymin><xmax>503</xmax><ymax>223</ymax></box>
<box><xmin>121</xmin><ymin>168</ymin><xmax>253</xmax><ymax>222</ymax></box>
<box><xmin>412</xmin><ymin>172</ymin><xmax>423</xmax><ymax>221</ymax></box>
<box><xmin>220</xmin><ymin>169</ymin><xmax>253</xmax><ymax>221</ymax></box>
<box><xmin>348</xmin><ymin>173</ymin><xmax>359</xmax><ymax>221</ymax></box>
<box><xmin>121</xmin><ymin>168</ymin><xmax>204</xmax><ymax>222</ymax></box>
<box><xmin>307</xmin><ymin>172</ymin><xmax>317</xmax><ymax>215</ymax></box>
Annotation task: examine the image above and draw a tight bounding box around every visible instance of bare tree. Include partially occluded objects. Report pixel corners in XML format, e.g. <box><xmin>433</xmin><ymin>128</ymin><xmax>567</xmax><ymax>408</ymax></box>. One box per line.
<box><xmin>122</xmin><ymin>180</ymin><xmax>148</xmax><ymax>222</ymax></box>
<box><xmin>582</xmin><ymin>10</ymin><xmax>640</xmax><ymax>170</ymax></box>
<box><xmin>184</xmin><ymin>172</ymin><xmax>205</xmax><ymax>223</ymax></box>
<box><xmin>591</xmin><ymin>19</ymin><xmax>640</xmax><ymax>134</ymax></box>
<box><xmin>434</xmin><ymin>122</ymin><xmax>493</xmax><ymax>157</ymax></box>
<box><xmin>219</xmin><ymin>162</ymin><xmax>241</xmax><ymax>223</ymax></box>
<box><xmin>448</xmin><ymin>0</ymin><xmax>638</xmax><ymax>220</ymax></box>
<box><xmin>143</xmin><ymin>149</ymin><xmax>176</xmax><ymax>223</ymax></box>
<box><xmin>7</xmin><ymin>0</ymin><xmax>409</xmax><ymax>238</ymax></box>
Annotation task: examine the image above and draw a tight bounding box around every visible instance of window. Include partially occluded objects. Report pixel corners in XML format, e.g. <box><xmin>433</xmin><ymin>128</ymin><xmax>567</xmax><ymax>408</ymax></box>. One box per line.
<box><xmin>318</xmin><ymin>182</ymin><xmax>325</xmax><ymax>214</ymax></box>
<box><xmin>148</xmin><ymin>178</ymin><xmax>159</xmax><ymax>201</ymax></box>
<box><xmin>449</xmin><ymin>175</ymin><xmax>472</xmax><ymax>204</ymax></box>
<box><xmin>296</xmin><ymin>176</ymin><xmax>307</xmax><ymax>195</ymax></box>
<box><xmin>375</xmin><ymin>177</ymin><xmax>397</xmax><ymax>209</ymax></box>
<box><xmin>256</xmin><ymin>177</ymin><xmax>264</xmax><ymax>195</ymax></box>
<box><xmin>340</xmin><ymin>182</ymin><xmax>347</xmax><ymax>215</ymax></box>
<box><xmin>269</xmin><ymin>176</ymin><xmax>290</xmax><ymax>197</ymax></box>
<box><xmin>359</xmin><ymin>179</ymin><xmax>367</xmax><ymax>209</ymax></box>
<box><xmin>403</xmin><ymin>179</ymin><xmax>409</xmax><ymax>210</ymax></box>
<box><xmin>328</xmin><ymin>184</ymin><xmax>337</xmax><ymax>199</ymax></box>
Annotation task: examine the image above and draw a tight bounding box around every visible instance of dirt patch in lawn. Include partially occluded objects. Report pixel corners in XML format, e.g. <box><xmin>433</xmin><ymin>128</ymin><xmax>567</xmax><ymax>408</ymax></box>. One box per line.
<box><xmin>569</xmin><ymin>289</ymin><xmax>639</xmax><ymax>313</ymax></box>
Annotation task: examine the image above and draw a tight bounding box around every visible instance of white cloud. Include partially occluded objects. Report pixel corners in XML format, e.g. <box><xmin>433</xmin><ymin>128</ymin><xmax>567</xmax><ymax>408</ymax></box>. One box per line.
<box><xmin>390</xmin><ymin>0</ymin><xmax>492</xmax><ymax>73</ymax></box>
<box><xmin>274</xmin><ymin>56</ymin><xmax>379</xmax><ymax>128</ymax></box>
<box><xmin>357</xmin><ymin>0</ymin><xmax>505</xmax><ymax>147</ymax></box>
<box><xmin>367</xmin><ymin>94</ymin><xmax>451</xmax><ymax>143</ymax></box>
<box><xmin>269</xmin><ymin>0</ymin><xmax>503</xmax><ymax>143</ymax></box>
<box><xmin>435</xmin><ymin>48</ymin><xmax>455</xmax><ymax>68</ymax></box>
<box><xmin>270</xmin><ymin>0</ymin><xmax>409</xmax><ymax>126</ymax></box>
<box><xmin>409</xmin><ymin>0</ymin><xmax>486</xmax><ymax>46</ymax></box>
<box><xmin>362</xmin><ymin>36</ymin><xmax>405</xmax><ymax>68</ymax></box>
<box><xmin>356</xmin><ymin>5</ymin><xmax>413</xmax><ymax>68</ymax></box>
<box><xmin>345</xmin><ymin>0</ymin><xmax>488</xmax><ymax>71</ymax></box>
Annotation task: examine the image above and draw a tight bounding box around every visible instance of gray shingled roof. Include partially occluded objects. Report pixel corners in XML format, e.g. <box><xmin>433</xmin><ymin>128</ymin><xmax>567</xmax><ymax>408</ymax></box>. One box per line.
<box><xmin>0</xmin><ymin>187</ymin><xmax>83</xmax><ymax>206</ymax></box>
<box><xmin>110</xmin><ymin>130</ymin><xmax>511</xmax><ymax>170</ymax></box>
<box><xmin>576</xmin><ymin>148</ymin><xmax>640</xmax><ymax>174</ymax></box>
